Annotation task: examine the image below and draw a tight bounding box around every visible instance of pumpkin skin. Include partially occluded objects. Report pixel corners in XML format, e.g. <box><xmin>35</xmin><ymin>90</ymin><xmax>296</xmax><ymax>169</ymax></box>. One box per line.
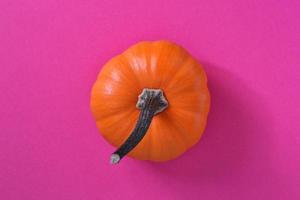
<box><xmin>90</xmin><ymin>40</ymin><xmax>210</xmax><ymax>162</ymax></box>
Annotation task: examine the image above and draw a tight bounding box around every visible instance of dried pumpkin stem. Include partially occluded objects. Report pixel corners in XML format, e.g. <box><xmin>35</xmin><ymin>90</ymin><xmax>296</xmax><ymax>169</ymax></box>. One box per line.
<box><xmin>110</xmin><ymin>88</ymin><xmax>168</xmax><ymax>164</ymax></box>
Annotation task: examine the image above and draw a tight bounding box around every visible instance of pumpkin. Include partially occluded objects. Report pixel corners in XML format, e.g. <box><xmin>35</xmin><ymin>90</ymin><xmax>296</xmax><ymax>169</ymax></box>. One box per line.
<box><xmin>90</xmin><ymin>40</ymin><xmax>210</xmax><ymax>164</ymax></box>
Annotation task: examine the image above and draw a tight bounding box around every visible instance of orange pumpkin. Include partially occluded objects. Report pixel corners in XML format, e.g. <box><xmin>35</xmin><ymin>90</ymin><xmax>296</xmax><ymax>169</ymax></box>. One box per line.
<box><xmin>90</xmin><ymin>41</ymin><xmax>210</xmax><ymax>164</ymax></box>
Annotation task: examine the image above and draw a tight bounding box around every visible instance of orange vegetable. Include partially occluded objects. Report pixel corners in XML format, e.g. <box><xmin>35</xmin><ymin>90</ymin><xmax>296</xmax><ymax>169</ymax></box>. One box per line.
<box><xmin>90</xmin><ymin>41</ymin><xmax>210</xmax><ymax>164</ymax></box>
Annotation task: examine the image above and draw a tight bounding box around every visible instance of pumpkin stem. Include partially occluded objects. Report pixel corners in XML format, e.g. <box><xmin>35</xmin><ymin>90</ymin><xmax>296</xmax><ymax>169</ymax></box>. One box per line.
<box><xmin>110</xmin><ymin>88</ymin><xmax>168</xmax><ymax>164</ymax></box>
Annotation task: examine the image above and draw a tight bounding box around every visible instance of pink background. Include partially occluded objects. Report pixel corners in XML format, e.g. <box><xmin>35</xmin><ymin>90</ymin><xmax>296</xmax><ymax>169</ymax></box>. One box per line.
<box><xmin>1</xmin><ymin>0</ymin><xmax>299</xmax><ymax>199</ymax></box>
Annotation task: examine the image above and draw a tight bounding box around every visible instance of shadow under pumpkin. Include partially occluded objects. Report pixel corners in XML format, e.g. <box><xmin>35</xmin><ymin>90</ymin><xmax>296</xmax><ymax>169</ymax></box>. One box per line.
<box><xmin>134</xmin><ymin>62</ymin><xmax>276</xmax><ymax>188</ymax></box>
